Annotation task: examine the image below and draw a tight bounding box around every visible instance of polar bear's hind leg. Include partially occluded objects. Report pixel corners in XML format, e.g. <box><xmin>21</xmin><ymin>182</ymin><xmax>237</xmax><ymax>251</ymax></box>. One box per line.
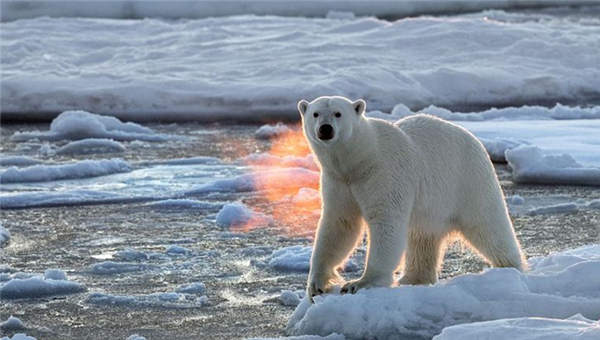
<box><xmin>399</xmin><ymin>230</ymin><xmax>446</xmax><ymax>285</ymax></box>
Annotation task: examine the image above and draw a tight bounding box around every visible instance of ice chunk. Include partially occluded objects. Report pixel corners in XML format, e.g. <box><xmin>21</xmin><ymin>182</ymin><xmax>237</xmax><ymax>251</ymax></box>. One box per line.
<box><xmin>11</xmin><ymin>111</ymin><xmax>170</xmax><ymax>142</ymax></box>
<box><xmin>126</xmin><ymin>335</ymin><xmax>147</xmax><ymax>340</ymax></box>
<box><xmin>279</xmin><ymin>290</ymin><xmax>302</xmax><ymax>306</ymax></box>
<box><xmin>89</xmin><ymin>261</ymin><xmax>155</xmax><ymax>275</ymax></box>
<box><xmin>113</xmin><ymin>249</ymin><xmax>149</xmax><ymax>262</ymax></box>
<box><xmin>267</xmin><ymin>246</ymin><xmax>357</xmax><ymax>273</ymax></box>
<box><xmin>56</xmin><ymin>138</ymin><xmax>125</xmax><ymax>155</ymax></box>
<box><xmin>255</xmin><ymin>123</ymin><xmax>292</xmax><ymax>140</ymax></box>
<box><xmin>506</xmin><ymin>195</ymin><xmax>525</xmax><ymax>205</ymax></box>
<box><xmin>176</xmin><ymin>282</ymin><xmax>206</xmax><ymax>295</ymax></box>
<box><xmin>506</xmin><ymin>146</ymin><xmax>600</xmax><ymax>186</ymax></box>
<box><xmin>527</xmin><ymin>203</ymin><xmax>578</xmax><ymax>216</ymax></box>
<box><xmin>0</xmin><ymin>156</ymin><xmax>42</xmax><ymax>167</ymax></box>
<box><xmin>145</xmin><ymin>199</ymin><xmax>223</xmax><ymax>211</ymax></box>
<box><xmin>0</xmin><ymin>334</ymin><xmax>37</xmax><ymax>340</ymax></box>
<box><xmin>166</xmin><ymin>245</ymin><xmax>191</xmax><ymax>256</ymax></box>
<box><xmin>0</xmin><ymin>316</ymin><xmax>26</xmax><ymax>331</ymax></box>
<box><xmin>215</xmin><ymin>202</ymin><xmax>273</xmax><ymax>229</ymax></box>
<box><xmin>86</xmin><ymin>291</ymin><xmax>208</xmax><ymax>309</ymax></box>
<box><xmin>433</xmin><ymin>315</ymin><xmax>600</xmax><ymax>340</ymax></box>
<box><xmin>0</xmin><ymin>159</ymin><xmax>131</xmax><ymax>183</ymax></box>
<box><xmin>43</xmin><ymin>269</ymin><xmax>67</xmax><ymax>280</ymax></box>
<box><xmin>0</xmin><ymin>276</ymin><xmax>86</xmax><ymax>299</ymax></box>
<box><xmin>287</xmin><ymin>245</ymin><xmax>600</xmax><ymax>339</ymax></box>
<box><xmin>0</xmin><ymin>225</ymin><xmax>10</xmax><ymax>247</ymax></box>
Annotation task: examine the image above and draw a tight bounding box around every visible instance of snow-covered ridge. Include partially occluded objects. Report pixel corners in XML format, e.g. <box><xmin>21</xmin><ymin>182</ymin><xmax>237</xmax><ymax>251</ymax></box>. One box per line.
<box><xmin>3</xmin><ymin>1</ymin><xmax>595</xmax><ymax>22</ymax></box>
<box><xmin>287</xmin><ymin>244</ymin><xmax>600</xmax><ymax>339</ymax></box>
<box><xmin>2</xmin><ymin>11</ymin><xmax>599</xmax><ymax>121</ymax></box>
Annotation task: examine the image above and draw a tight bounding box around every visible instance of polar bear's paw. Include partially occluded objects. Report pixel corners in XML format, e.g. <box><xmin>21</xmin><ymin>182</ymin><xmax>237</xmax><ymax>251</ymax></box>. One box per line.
<box><xmin>340</xmin><ymin>276</ymin><xmax>392</xmax><ymax>294</ymax></box>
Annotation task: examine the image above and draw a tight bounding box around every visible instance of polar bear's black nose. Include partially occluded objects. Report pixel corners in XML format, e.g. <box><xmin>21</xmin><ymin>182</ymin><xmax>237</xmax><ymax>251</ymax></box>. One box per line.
<box><xmin>318</xmin><ymin>124</ymin><xmax>334</xmax><ymax>140</ymax></box>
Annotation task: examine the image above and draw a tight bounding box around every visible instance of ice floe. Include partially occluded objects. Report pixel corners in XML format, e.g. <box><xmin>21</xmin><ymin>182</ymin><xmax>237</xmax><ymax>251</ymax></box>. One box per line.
<box><xmin>86</xmin><ymin>291</ymin><xmax>208</xmax><ymax>309</ymax></box>
<box><xmin>10</xmin><ymin>111</ymin><xmax>171</xmax><ymax>142</ymax></box>
<box><xmin>506</xmin><ymin>146</ymin><xmax>600</xmax><ymax>186</ymax></box>
<box><xmin>433</xmin><ymin>314</ymin><xmax>600</xmax><ymax>340</ymax></box>
<box><xmin>0</xmin><ymin>225</ymin><xmax>10</xmax><ymax>247</ymax></box>
<box><xmin>0</xmin><ymin>156</ymin><xmax>42</xmax><ymax>167</ymax></box>
<box><xmin>89</xmin><ymin>261</ymin><xmax>156</xmax><ymax>275</ymax></box>
<box><xmin>2</xmin><ymin>12</ymin><xmax>599</xmax><ymax>120</ymax></box>
<box><xmin>0</xmin><ymin>159</ymin><xmax>131</xmax><ymax>183</ymax></box>
<box><xmin>286</xmin><ymin>244</ymin><xmax>600</xmax><ymax>339</ymax></box>
<box><xmin>0</xmin><ymin>316</ymin><xmax>26</xmax><ymax>331</ymax></box>
<box><xmin>255</xmin><ymin>123</ymin><xmax>293</xmax><ymax>140</ymax></box>
<box><xmin>527</xmin><ymin>202</ymin><xmax>579</xmax><ymax>216</ymax></box>
<box><xmin>0</xmin><ymin>273</ymin><xmax>86</xmax><ymax>299</ymax></box>
<box><xmin>266</xmin><ymin>246</ymin><xmax>358</xmax><ymax>273</ymax></box>
<box><xmin>55</xmin><ymin>138</ymin><xmax>125</xmax><ymax>155</ymax></box>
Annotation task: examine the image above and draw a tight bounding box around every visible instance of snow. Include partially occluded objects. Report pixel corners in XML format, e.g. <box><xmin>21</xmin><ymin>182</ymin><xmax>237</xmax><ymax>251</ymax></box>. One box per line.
<box><xmin>10</xmin><ymin>111</ymin><xmax>170</xmax><ymax>142</ymax></box>
<box><xmin>89</xmin><ymin>261</ymin><xmax>155</xmax><ymax>275</ymax></box>
<box><xmin>0</xmin><ymin>158</ymin><xmax>131</xmax><ymax>184</ymax></box>
<box><xmin>86</xmin><ymin>291</ymin><xmax>208</xmax><ymax>309</ymax></box>
<box><xmin>56</xmin><ymin>138</ymin><xmax>125</xmax><ymax>155</ymax></box>
<box><xmin>507</xmin><ymin>195</ymin><xmax>525</xmax><ymax>205</ymax></box>
<box><xmin>292</xmin><ymin>188</ymin><xmax>321</xmax><ymax>206</ymax></box>
<box><xmin>2</xmin><ymin>11</ymin><xmax>599</xmax><ymax>121</ymax></box>
<box><xmin>506</xmin><ymin>146</ymin><xmax>600</xmax><ymax>186</ymax></box>
<box><xmin>4</xmin><ymin>1</ymin><xmax>590</xmax><ymax>22</ymax></box>
<box><xmin>527</xmin><ymin>203</ymin><xmax>579</xmax><ymax>216</ymax></box>
<box><xmin>241</xmin><ymin>154</ymin><xmax>318</xmax><ymax>171</ymax></box>
<box><xmin>0</xmin><ymin>316</ymin><xmax>26</xmax><ymax>331</ymax></box>
<box><xmin>0</xmin><ymin>156</ymin><xmax>41</xmax><ymax>167</ymax></box>
<box><xmin>433</xmin><ymin>315</ymin><xmax>600</xmax><ymax>340</ymax></box>
<box><xmin>588</xmin><ymin>199</ymin><xmax>600</xmax><ymax>209</ymax></box>
<box><xmin>0</xmin><ymin>334</ymin><xmax>37</xmax><ymax>340</ymax></box>
<box><xmin>286</xmin><ymin>244</ymin><xmax>600</xmax><ymax>339</ymax></box>
<box><xmin>176</xmin><ymin>282</ymin><xmax>206</xmax><ymax>295</ymax></box>
<box><xmin>215</xmin><ymin>202</ymin><xmax>273</xmax><ymax>229</ymax></box>
<box><xmin>0</xmin><ymin>225</ymin><xmax>10</xmax><ymax>247</ymax></box>
<box><xmin>0</xmin><ymin>275</ymin><xmax>86</xmax><ymax>299</ymax></box>
<box><xmin>267</xmin><ymin>246</ymin><xmax>357</xmax><ymax>273</ymax></box>
<box><xmin>255</xmin><ymin>123</ymin><xmax>293</xmax><ymax>140</ymax></box>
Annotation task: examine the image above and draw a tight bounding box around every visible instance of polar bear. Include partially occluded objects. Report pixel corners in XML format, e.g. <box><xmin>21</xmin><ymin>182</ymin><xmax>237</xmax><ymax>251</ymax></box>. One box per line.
<box><xmin>297</xmin><ymin>96</ymin><xmax>526</xmax><ymax>299</ymax></box>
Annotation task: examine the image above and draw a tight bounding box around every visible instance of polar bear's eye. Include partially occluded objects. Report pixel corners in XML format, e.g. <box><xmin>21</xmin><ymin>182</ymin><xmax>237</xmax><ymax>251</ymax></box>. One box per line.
<box><xmin>313</xmin><ymin>112</ymin><xmax>319</xmax><ymax>118</ymax></box>
<box><xmin>335</xmin><ymin>112</ymin><xmax>342</xmax><ymax>118</ymax></box>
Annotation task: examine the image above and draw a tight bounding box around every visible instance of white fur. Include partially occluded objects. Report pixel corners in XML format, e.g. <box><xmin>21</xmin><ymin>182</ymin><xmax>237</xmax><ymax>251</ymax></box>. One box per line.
<box><xmin>298</xmin><ymin>96</ymin><xmax>526</xmax><ymax>299</ymax></box>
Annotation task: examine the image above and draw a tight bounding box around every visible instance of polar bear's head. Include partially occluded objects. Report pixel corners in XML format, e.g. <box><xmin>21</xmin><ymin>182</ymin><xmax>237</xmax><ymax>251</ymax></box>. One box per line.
<box><xmin>297</xmin><ymin>96</ymin><xmax>366</xmax><ymax>146</ymax></box>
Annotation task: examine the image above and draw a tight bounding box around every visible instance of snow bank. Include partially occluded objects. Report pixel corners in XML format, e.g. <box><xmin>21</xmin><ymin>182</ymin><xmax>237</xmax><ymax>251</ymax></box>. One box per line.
<box><xmin>89</xmin><ymin>261</ymin><xmax>155</xmax><ymax>275</ymax></box>
<box><xmin>434</xmin><ymin>315</ymin><xmax>600</xmax><ymax>340</ymax></box>
<box><xmin>255</xmin><ymin>123</ymin><xmax>293</xmax><ymax>140</ymax></box>
<box><xmin>0</xmin><ymin>159</ymin><xmax>131</xmax><ymax>183</ymax></box>
<box><xmin>0</xmin><ymin>225</ymin><xmax>10</xmax><ymax>247</ymax></box>
<box><xmin>506</xmin><ymin>146</ymin><xmax>600</xmax><ymax>186</ymax></box>
<box><xmin>0</xmin><ymin>275</ymin><xmax>86</xmax><ymax>299</ymax></box>
<box><xmin>0</xmin><ymin>156</ymin><xmax>42</xmax><ymax>167</ymax></box>
<box><xmin>267</xmin><ymin>246</ymin><xmax>357</xmax><ymax>273</ymax></box>
<box><xmin>56</xmin><ymin>138</ymin><xmax>125</xmax><ymax>155</ymax></box>
<box><xmin>10</xmin><ymin>111</ymin><xmax>169</xmax><ymax>141</ymax></box>
<box><xmin>287</xmin><ymin>244</ymin><xmax>600</xmax><ymax>339</ymax></box>
<box><xmin>0</xmin><ymin>316</ymin><xmax>26</xmax><ymax>331</ymax></box>
<box><xmin>4</xmin><ymin>0</ymin><xmax>591</xmax><ymax>22</ymax></box>
<box><xmin>215</xmin><ymin>202</ymin><xmax>273</xmax><ymax>229</ymax></box>
<box><xmin>3</xmin><ymin>12</ymin><xmax>599</xmax><ymax>121</ymax></box>
<box><xmin>86</xmin><ymin>291</ymin><xmax>208</xmax><ymax>309</ymax></box>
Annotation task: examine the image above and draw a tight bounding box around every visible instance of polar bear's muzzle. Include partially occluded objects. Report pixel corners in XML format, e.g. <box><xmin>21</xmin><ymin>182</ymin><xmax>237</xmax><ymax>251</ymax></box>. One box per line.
<box><xmin>318</xmin><ymin>124</ymin><xmax>334</xmax><ymax>141</ymax></box>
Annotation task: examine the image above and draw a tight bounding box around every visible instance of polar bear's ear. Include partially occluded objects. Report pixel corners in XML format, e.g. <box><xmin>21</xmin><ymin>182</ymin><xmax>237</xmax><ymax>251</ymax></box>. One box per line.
<box><xmin>298</xmin><ymin>99</ymin><xmax>309</xmax><ymax>116</ymax></box>
<box><xmin>353</xmin><ymin>99</ymin><xmax>366</xmax><ymax>115</ymax></box>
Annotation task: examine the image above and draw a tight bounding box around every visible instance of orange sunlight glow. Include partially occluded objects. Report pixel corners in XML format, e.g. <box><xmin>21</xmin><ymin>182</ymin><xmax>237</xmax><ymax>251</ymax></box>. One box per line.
<box><xmin>244</xmin><ymin>124</ymin><xmax>322</xmax><ymax>236</ymax></box>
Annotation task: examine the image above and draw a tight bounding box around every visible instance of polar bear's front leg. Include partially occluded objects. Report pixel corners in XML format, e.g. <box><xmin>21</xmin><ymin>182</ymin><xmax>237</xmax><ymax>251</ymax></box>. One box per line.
<box><xmin>341</xmin><ymin>212</ymin><xmax>408</xmax><ymax>294</ymax></box>
<box><xmin>307</xmin><ymin>177</ymin><xmax>363</xmax><ymax>300</ymax></box>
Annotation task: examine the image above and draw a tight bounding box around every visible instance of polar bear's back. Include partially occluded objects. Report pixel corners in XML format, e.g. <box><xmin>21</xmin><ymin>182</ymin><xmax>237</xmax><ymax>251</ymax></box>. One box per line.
<box><xmin>391</xmin><ymin>114</ymin><xmax>502</xmax><ymax>225</ymax></box>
